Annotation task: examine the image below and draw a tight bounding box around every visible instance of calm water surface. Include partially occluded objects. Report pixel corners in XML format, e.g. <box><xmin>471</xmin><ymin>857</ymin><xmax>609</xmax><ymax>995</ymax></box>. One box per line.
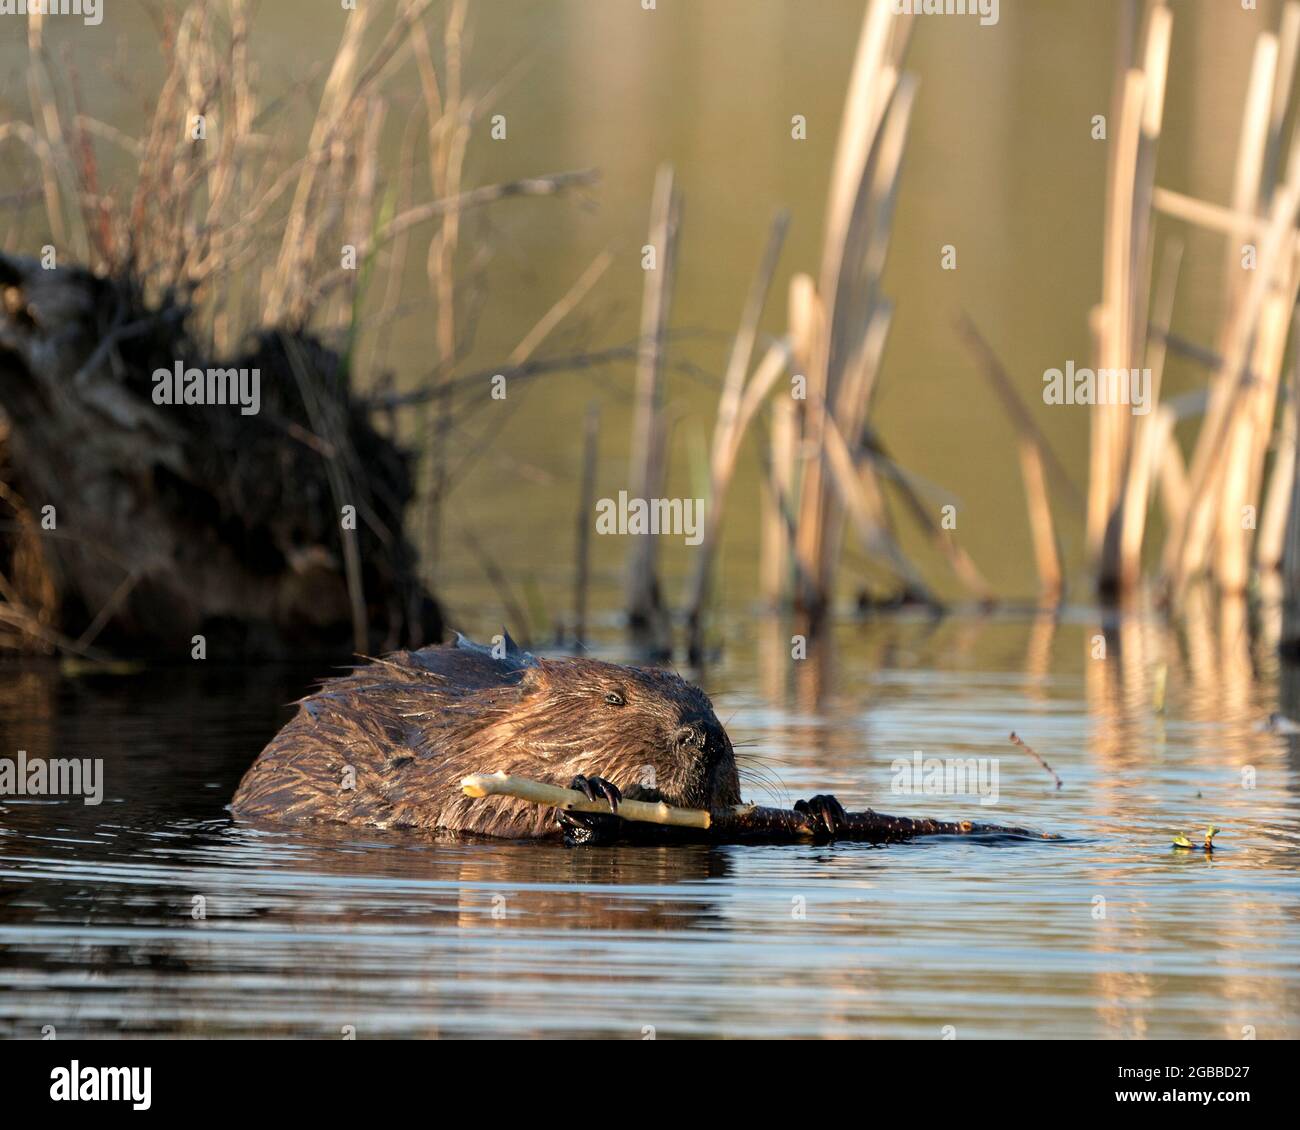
<box><xmin>2</xmin><ymin>612</ymin><xmax>1297</xmax><ymax>1039</ymax></box>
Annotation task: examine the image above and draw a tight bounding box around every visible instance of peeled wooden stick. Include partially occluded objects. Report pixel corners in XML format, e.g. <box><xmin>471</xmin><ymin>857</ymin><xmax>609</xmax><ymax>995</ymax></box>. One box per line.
<box><xmin>460</xmin><ymin>773</ymin><xmax>1055</xmax><ymax>844</ymax></box>
<box><xmin>461</xmin><ymin>773</ymin><xmax>711</xmax><ymax>829</ymax></box>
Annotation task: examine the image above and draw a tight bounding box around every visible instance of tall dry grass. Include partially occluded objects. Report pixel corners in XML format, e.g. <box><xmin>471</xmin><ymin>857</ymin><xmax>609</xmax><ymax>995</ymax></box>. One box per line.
<box><xmin>1073</xmin><ymin>0</ymin><xmax>1300</xmax><ymax>635</ymax></box>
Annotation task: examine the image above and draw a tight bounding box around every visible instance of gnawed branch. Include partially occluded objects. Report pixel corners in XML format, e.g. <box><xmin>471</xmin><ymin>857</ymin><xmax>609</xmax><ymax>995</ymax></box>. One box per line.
<box><xmin>461</xmin><ymin>772</ymin><xmax>1057</xmax><ymax>844</ymax></box>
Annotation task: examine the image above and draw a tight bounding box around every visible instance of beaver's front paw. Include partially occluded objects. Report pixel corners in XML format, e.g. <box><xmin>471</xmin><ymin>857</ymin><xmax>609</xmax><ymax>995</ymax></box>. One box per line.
<box><xmin>556</xmin><ymin>808</ymin><xmax>623</xmax><ymax>846</ymax></box>
<box><xmin>794</xmin><ymin>794</ymin><xmax>849</xmax><ymax>838</ymax></box>
<box><xmin>557</xmin><ymin>775</ymin><xmax>625</xmax><ymax>846</ymax></box>
<box><xmin>568</xmin><ymin>774</ymin><xmax>622</xmax><ymax>811</ymax></box>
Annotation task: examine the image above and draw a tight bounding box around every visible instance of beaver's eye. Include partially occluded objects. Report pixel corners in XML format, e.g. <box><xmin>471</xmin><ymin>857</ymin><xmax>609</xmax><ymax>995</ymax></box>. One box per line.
<box><xmin>604</xmin><ymin>690</ymin><xmax>625</xmax><ymax>707</ymax></box>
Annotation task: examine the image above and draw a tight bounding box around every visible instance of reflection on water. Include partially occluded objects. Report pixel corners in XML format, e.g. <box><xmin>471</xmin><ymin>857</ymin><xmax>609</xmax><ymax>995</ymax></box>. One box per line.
<box><xmin>1</xmin><ymin>612</ymin><xmax>1297</xmax><ymax>1038</ymax></box>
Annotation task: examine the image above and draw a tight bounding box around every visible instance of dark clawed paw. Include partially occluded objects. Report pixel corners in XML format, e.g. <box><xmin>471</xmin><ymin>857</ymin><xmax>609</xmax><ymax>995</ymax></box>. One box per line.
<box><xmin>556</xmin><ymin>806</ymin><xmax>623</xmax><ymax>847</ymax></box>
<box><xmin>569</xmin><ymin>774</ymin><xmax>622</xmax><ymax>812</ymax></box>
<box><xmin>794</xmin><ymin>794</ymin><xmax>848</xmax><ymax>838</ymax></box>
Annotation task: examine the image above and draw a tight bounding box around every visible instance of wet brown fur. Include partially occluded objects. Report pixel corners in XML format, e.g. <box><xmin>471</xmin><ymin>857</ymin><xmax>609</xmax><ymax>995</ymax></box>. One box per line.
<box><xmin>231</xmin><ymin>634</ymin><xmax>742</xmax><ymax>838</ymax></box>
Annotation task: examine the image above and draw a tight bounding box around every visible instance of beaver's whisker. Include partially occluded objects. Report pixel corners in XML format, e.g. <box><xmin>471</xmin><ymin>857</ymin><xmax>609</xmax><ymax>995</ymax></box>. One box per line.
<box><xmin>734</xmin><ymin>752</ymin><xmax>801</xmax><ymax>767</ymax></box>
<box><xmin>735</xmin><ymin>758</ymin><xmax>789</xmax><ymax>793</ymax></box>
<box><xmin>735</xmin><ymin>760</ymin><xmax>795</xmax><ymax>805</ymax></box>
<box><xmin>737</xmin><ymin>767</ymin><xmax>790</xmax><ymax>806</ymax></box>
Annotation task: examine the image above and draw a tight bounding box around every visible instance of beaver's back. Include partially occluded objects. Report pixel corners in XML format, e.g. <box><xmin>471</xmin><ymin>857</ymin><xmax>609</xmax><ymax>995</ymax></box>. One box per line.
<box><xmin>231</xmin><ymin>635</ymin><xmax>556</xmax><ymax>836</ymax></box>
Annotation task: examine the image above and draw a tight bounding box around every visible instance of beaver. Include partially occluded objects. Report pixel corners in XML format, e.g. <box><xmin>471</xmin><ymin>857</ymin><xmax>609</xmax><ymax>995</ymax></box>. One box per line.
<box><xmin>231</xmin><ymin>633</ymin><xmax>849</xmax><ymax>843</ymax></box>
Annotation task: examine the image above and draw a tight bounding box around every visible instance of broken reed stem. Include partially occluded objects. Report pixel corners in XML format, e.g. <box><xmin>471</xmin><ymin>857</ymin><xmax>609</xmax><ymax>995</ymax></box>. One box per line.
<box><xmin>761</xmin><ymin>395</ymin><xmax>797</xmax><ymax>607</ymax></box>
<box><xmin>685</xmin><ymin>211</ymin><xmax>789</xmax><ymax>658</ymax></box>
<box><xmin>859</xmin><ymin>428</ymin><xmax>997</xmax><ymax>603</ymax></box>
<box><xmin>573</xmin><ymin>402</ymin><xmax>600</xmax><ymax>646</ymax></box>
<box><xmin>955</xmin><ymin>316</ymin><xmax>1085</xmax><ymax>517</ymax></box>
<box><xmin>1118</xmin><ymin>236</ymin><xmax>1182</xmax><ymax>590</ymax></box>
<box><xmin>625</xmin><ymin>163</ymin><xmax>680</xmax><ymax>652</ymax></box>
<box><xmin>1017</xmin><ymin>439</ymin><xmax>1062</xmax><ymax>603</ymax></box>
<box><xmin>1258</xmin><ymin>307</ymin><xmax>1300</xmax><ymax>572</ymax></box>
<box><xmin>1283</xmin><ymin>319</ymin><xmax>1300</xmax><ymax>650</ymax></box>
<box><xmin>1009</xmin><ymin>731</ymin><xmax>1063</xmax><ymax>790</ymax></box>
<box><xmin>954</xmin><ymin>316</ymin><xmax>1075</xmax><ymax>602</ymax></box>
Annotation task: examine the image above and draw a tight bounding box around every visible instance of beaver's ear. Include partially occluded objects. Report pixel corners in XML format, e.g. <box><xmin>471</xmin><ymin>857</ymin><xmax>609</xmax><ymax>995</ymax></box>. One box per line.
<box><xmin>519</xmin><ymin>663</ymin><xmax>555</xmax><ymax>693</ymax></box>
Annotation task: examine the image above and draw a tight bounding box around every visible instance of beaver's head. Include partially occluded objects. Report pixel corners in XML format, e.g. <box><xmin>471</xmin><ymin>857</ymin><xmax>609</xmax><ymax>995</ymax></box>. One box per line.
<box><xmin>498</xmin><ymin>657</ymin><xmax>742</xmax><ymax>810</ymax></box>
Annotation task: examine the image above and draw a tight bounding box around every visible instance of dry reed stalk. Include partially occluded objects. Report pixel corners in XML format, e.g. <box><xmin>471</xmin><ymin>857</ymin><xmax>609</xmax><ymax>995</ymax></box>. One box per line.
<box><xmin>1117</xmin><ymin>237</ymin><xmax>1182</xmax><ymax>590</ymax></box>
<box><xmin>1018</xmin><ymin>440</ymin><xmax>1062</xmax><ymax>602</ymax></box>
<box><xmin>1282</xmin><ymin>322</ymin><xmax>1300</xmax><ymax>651</ymax></box>
<box><xmin>1265</xmin><ymin>5</ymin><xmax>1300</xmax><ymax>191</ymax></box>
<box><xmin>687</xmin><ymin>343</ymin><xmax>792</xmax><ymax>656</ymax></box>
<box><xmin>509</xmin><ymin>250</ymin><xmax>612</xmax><ymax>367</ymax></box>
<box><xmin>283</xmin><ymin>337</ymin><xmax>368</xmax><ymax>655</ymax></box>
<box><xmin>573</xmin><ymin>402</ymin><xmax>601</xmax><ymax>647</ymax></box>
<box><xmin>1216</xmin><ymin>286</ymin><xmax>1292</xmax><ymax>592</ymax></box>
<box><xmin>819</xmin><ymin>77</ymin><xmax>919</xmax><ymax>606</ymax></box>
<box><xmin>1092</xmin><ymin>70</ymin><xmax>1147</xmax><ymax>586</ymax></box>
<box><xmin>1164</xmin><ymin>10</ymin><xmax>1300</xmax><ymax>598</ymax></box>
<box><xmin>264</xmin><ymin>7</ymin><xmax>375</xmax><ymax>323</ymax></box>
<box><xmin>1258</xmin><ymin>395</ymin><xmax>1296</xmax><ymax>572</ymax></box>
<box><xmin>1154</xmin><ymin>405</ymin><xmax>1188</xmax><ymax>536</ymax></box>
<box><xmin>1206</xmin><ymin>31</ymin><xmax>1287</xmax><ymax>591</ymax></box>
<box><xmin>778</xmin><ymin>0</ymin><xmax>918</xmax><ymax>617</ymax></box>
<box><xmin>1170</xmin><ymin>182</ymin><xmax>1300</xmax><ymax>593</ymax></box>
<box><xmin>1258</xmin><ymin>308</ymin><xmax>1300</xmax><ymax>571</ymax></box>
<box><xmin>859</xmin><ymin>429</ymin><xmax>996</xmax><ymax>603</ymax></box>
<box><xmin>624</xmin><ymin>163</ymin><xmax>681</xmax><ymax>652</ymax></box>
<box><xmin>955</xmin><ymin>316</ymin><xmax>1086</xmax><ymax>601</ymax></box>
<box><xmin>1087</xmin><ymin>2</ymin><xmax>1171</xmax><ymax>594</ymax></box>
<box><xmin>1151</xmin><ymin>187</ymin><xmax>1268</xmax><ymax>238</ymax></box>
<box><xmin>820</xmin><ymin>408</ymin><xmax>931</xmax><ymax>599</ymax></box>
<box><xmin>25</xmin><ymin>14</ymin><xmax>90</xmax><ymax>262</ymax></box>
<box><xmin>761</xmin><ymin>395</ymin><xmax>797</xmax><ymax>607</ymax></box>
<box><xmin>417</xmin><ymin>0</ymin><xmax>469</xmax><ymax>568</ymax></box>
<box><xmin>685</xmin><ymin>211</ymin><xmax>790</xmax><ymax>655</ymax></box>
<box><xmin>1223</xmin><ymin>33</ymin><xmax>1279</xmax><ymax>308</ymax></box>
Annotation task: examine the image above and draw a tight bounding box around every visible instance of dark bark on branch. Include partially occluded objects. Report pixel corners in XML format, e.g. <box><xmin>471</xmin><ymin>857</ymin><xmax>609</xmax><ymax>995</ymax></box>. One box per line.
<box><xmin>707</xmin><ymin>804</ymin><xmax>1055</xmax><ymax>845</ymax></box>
